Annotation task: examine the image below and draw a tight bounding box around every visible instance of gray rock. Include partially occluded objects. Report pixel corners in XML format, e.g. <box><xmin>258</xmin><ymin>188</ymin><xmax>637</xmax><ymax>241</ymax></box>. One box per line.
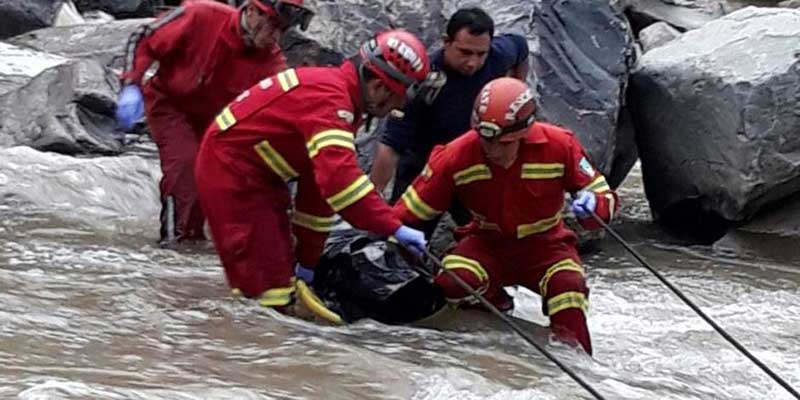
<box><xmin>639</xmin><ymin>21</ymin><xmax>682</xmax><ymax>52</ymax></box>
<box><xmin>72</xmin><ymin>0</ymin><xmax>163</xmax><ymax>18</ymax></box>
<box><xmin>778</xmin><ymin>0</ymin><xmax>800</xmax><ymax>7</ymax></box>
<box><xmin>532</xmin><ymin>0</ymin><xmax>638</xmax><ymax>187</ymax></box>
<box><xmin>0</xmin><ymin>0</ymin><xmax>64</xmax><ymax>39</ymax></box>
<box><xmin>619</xmin><ymin>0</ymin><xmax>727</xmax><ymax>32</ymax></box>
<box><xmin>630</xmin><ymin>7</ymin><xmax>800</xmax><ymax>234</ymax></box>
<box><xmin>0</xmin><ymin>42</ymin><xmax>122</xmax><ymax>154</ymax></box>
<box><xmin>7</xmin><ymin>18</ymin><xmax>153</xmax><ymax>71</ymax></box>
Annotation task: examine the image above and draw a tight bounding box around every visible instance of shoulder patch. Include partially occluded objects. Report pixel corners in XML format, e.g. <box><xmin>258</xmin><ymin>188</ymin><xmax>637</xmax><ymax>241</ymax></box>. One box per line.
<box><xmin>336</xmin><ymin>109</ymin><xmax>355</xmax><ymax>124</ymax></box>
<box><xmin>579</xmin><ymin>157</ymin><xmax>595</xmax><ymax>177</ymax></box>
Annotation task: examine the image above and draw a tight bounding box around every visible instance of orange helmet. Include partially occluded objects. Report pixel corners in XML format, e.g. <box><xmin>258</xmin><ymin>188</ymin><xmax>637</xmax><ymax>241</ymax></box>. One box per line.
<box><xmin>359</xmin><ymin>29</ymin><xmax>431</xmax><ymax>100</ymax></box>
<box><xmin>250</xmin><ymin>0</ymin><xmax>314</xmax><ymax>31</ymax></box>
<box><xmin>472</xmin><ymin>77</ymin><xmax>536</xmax><ymax>142</ymax></box>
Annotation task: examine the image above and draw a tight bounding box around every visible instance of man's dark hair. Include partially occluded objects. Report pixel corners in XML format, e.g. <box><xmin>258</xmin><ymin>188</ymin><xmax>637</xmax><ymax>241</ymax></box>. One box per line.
<box><xmin>446</xmin><ymin>7</ymin><xmax>494</xmax><ymax>40</ymax></box>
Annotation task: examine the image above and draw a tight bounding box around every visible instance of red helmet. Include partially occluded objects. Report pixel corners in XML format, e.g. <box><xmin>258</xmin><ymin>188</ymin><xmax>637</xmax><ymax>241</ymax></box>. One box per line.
<box><xmin>359</xmin><ymin>29</ymin><xmax>431</xmax><ymax>100</ymax></box>
<box><xmin>472</xmin><ymin>77</ymin><xmax>536</xmax><ymax>142</ymax></box>
<box><xmin>250</xmin><ymin>0</ymin><xmax>314</xmax><ymax>31</ymax></box>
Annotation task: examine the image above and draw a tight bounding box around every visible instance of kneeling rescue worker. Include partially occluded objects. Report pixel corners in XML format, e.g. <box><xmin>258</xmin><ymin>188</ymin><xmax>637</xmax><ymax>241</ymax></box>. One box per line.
<box><xmin>195</xmin><ymin>29</ymin><xmax>435</xmax><ymax>322</ymax></box>
<box><xmin>393</xmin><ymin>77</ymin><xmax>619</xmax><ymax>354</ymax></box>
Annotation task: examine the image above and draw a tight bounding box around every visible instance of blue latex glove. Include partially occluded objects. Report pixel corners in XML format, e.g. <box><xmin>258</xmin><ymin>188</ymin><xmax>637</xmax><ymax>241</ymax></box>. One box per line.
<box><xmin>115</xmin><ymin>84</ymin><xmax>144</xmax><ymax>130</ymax></box>
<box><xmin>393</xmin><ymin>225</ymin><xmax>427</xmax><ymax>257</ymax></box>
<box><xmin>295</xmin><ymin>263</ymin><xmax>314</xmax><ymax>284</ymax></box>
<box><xmin>571</xmin><ymin>191</ymin><xmax>596</xmax><ymax>219</ymax></box>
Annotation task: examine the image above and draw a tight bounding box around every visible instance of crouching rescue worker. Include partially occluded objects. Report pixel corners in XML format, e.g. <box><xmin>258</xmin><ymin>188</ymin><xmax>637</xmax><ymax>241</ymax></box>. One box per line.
<box><xmin>116</xmin><ymin>0</ymin><xmax>314</xmax><ymax>247</ymax></box>
<box><xmin>195</xmin><ymin>29</ymin><xmax>435</xmax><ymax>322</ymax></box>
<box><xmin>393</xmin><ymin>77</ymin><xmax>619</xmax><ymax>354</ymax></box>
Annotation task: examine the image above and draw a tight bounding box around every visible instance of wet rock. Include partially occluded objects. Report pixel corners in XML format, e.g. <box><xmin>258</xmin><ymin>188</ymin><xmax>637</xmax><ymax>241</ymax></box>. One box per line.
<box><xmin>0</xmin><ymin>0</ymin><xmax>64</xmax><ymax>39</ymax></box>
<box><xmin>619</xmin><ymin>0</ymin><xmax>727</xmax><ymax>33</ymax></box>
<box><xmin>532</xmin><ymin>0</ymin><xmax>638</xmax><ymax>187</ymax></box>
<box><xmin>639</xmin><ymin>21</ymin><xmax>682</xmax><ymax>53</ymax></box>
<box><xmin>0</xmin><ymin>42</ymin><xmax>122</xmax><ymax>154</ymax></box>
<box><xmin>72</xmin><ymin>0</ymin><xmax>163</xmax><ymax>18</ymax></box>
<box><xmin>7</xmin><ymin>18</ymin><xmax>153</xmax><ymax>71</ymax></box>
<box><xmin>630</xmin><ymin>7</ymin><xmax>800</xmax><ymax>237</ymax></box>
<box><xmin>0</xmin><ymin>146</ymin><xmax>160</xmax><ymax>227</ymax></box>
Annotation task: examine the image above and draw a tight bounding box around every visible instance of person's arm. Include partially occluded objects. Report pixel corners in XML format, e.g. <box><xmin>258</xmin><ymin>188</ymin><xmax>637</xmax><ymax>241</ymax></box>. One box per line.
<box><xmin>370</xmin><ymin>142</ymin><xmax>400</xmax><ymax>194</ymax></box>
<box><xmin>564</xmin><ymin>133</ymin><xmax>619</xmax><ymax>229</ymax></box>
<box><xmin>120</xmin><ymin>6</ymin><xmax>194</xmax><ymax>85</ymax></box>
<box><xmin>392</xmin><ymin>145</ymin><xmax>455</xmax><ymax>227</ymax></box>
<box><xmin>493</xmin><ymin>33</ymin><xmax>530</xmax><ymax>80</ymax></box>
<box><xmin>510</xmin><ymin>57</ymin><xmax>530</xmax><ymax>80</ymax></box>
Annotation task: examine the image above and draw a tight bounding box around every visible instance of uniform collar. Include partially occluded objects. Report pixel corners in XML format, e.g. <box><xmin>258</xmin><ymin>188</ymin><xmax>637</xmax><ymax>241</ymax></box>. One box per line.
<box><xmin>524</xmin><ymin>122</ymin><xmax>549</xmax><ymax>144</ymax></box>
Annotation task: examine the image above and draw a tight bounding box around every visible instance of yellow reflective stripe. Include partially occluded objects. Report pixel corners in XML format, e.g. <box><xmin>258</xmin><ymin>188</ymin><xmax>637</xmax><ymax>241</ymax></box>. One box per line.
<box><xmin>258</xmin><ymin>285</ymin><xmax>296</xmax><ymax>307</ymax></box>
<box><xmin>442</xmin><ymin>254</ymin><xmax>489</xmax><ymax>283</ymax></box>
<box><xmin>254</xmin><ymin>140</ymin><xmax>298</xmax><ymax>182</ymax></box>
<box><xmin>517</xmin><ymin>212</ymin><xmax>562</xmax><ymax>238</ymax></box>
<box><xmin>521</xmin><ymin>163</ymin><xmax>564</xmax><ymax>179</ymax></box>
<box><xmin>453</xmin><ymin>164</ymin><xmax>492</xmax><ymax>186</ymax></box>
<box><xmin>307</xmin><ymin>129</ymin><xmax>355</xmax><ymax>159</ymax></box>
<box><xmin>215</xmin><ymin>106</ymin><xmax>237</xmax><ymax>131</ymax></box>
<box><xmin>326</xmin><ymin>175</ymin><xmax>374</xmax><ymax>212</ymax></box>
<box><xmin>277</xmin><ymin>68</ymin><xmax>299</xmax><ymax>91</ymax></box>
<box><xmin>583</xmin><ymin>175</ymin><xmax>610</xmax><ymax>193</ymax></box>
<box><xmin>292</xmin><ymin>211</ymin><xmax>337</xmax><ymax>233</ymax></box>
<box><xmin>400</xmin><ymin>186</ymin><xmax>440</xmax><ymax>221</ymax></box>
<box><xmin>539</xmin><ymin>258</ymin><xmax>584</xmax><ymax>298</ymax></box>
<box><xmin>547</xmin><ymin>291</ymin><xmax>588</xmax><ymax>315</ymax></box>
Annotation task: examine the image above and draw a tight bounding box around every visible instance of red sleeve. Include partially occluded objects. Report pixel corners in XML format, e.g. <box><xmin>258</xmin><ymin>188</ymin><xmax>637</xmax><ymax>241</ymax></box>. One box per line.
<box><xmin>298</xmin><ymin>89</ymin><xmax>401</xmax><ymax>236</ymax></box>
<box><xmin>564</xmin><ymin>135</ymin><xmax>619</xmax><ymax>230</ymax></box>
<box><xmin>120</xmin><ymin>6</ymin><xmax>193</xmax><ymax>85</ymax></box>
<box><xmin>393</xmin><ymin>145</ymin><xmax>456</xmax><ymax>226</ymax></box>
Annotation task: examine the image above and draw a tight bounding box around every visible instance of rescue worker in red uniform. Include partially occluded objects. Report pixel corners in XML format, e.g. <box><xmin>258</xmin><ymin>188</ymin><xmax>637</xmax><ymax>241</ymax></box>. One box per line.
<box><xmin>195</xmin><ymin>30</ymin><xmax>434</xmax><ymax>320</ymax></box>
<box><xmin>116</xmin><ymin>0</ymin><xmax>314</xmax><ymax>246</ymax></box>
<box><xmin>393</xmin><ymin>77</ymin><xmax>619</xmax><ymax>354</ymax></box>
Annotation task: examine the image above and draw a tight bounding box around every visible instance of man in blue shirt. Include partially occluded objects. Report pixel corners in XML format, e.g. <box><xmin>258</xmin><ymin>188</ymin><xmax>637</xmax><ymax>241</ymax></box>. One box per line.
<box><xmin>370</xmin><ymin>7</ymin><xmax>529</xmax><ymax>232</ymax></box>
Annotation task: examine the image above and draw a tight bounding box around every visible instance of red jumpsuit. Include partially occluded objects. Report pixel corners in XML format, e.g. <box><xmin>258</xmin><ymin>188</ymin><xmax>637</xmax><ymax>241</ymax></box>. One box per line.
<box><xmin>121</xmin><ymin>0</ymin><xmax>287</xmax><ymax>243</ymax></box>
<box><xmin>195</xmin><ymin>62</ymin><xmax>403</xmax><ymax>305</ymax></box>
<box><xmin>393</xmin><ymin>123</ymin><xmax>619</xmax><ymax>354</ymax></box>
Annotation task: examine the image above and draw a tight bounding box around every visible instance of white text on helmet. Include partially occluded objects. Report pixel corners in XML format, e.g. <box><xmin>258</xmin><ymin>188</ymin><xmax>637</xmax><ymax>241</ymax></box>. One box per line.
<box><xmin>386</xmin><ymin>37</ymin><xmax>423</xmax><ymax>72</ymax></box>
<box><xmin>477</xmin><ymin>83</ymin><xmax>492</xmax><ymax>116</ymax></box>
<box><xmin>505</xmin><ymin>89</ymin><xmax>534</xmax><ymax>122</ymax></box>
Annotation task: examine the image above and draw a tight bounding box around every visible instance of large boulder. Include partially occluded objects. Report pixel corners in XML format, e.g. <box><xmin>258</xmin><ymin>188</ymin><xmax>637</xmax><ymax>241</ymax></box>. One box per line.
<box><xmin>618</xmin><ymin>0</ymin><xmax>727</xmax><ymax>33</ymax></box>
<box><xmin>72</xmin><ymin>0</ymin><xmax>163</xmax><ymax>18</ymax></box>
<box><xmin>0</xmin><ymin>42</ymin><xmax>122</xmax><ymax>154</ymax></box>
<box><xmin>0</xmin><ymin>0</ymin><xmax>64</xmax><ymax>39</ymax></box>
<box><xmin>531</xmin><ymin>0</ymin><xmax>638</xmax><ymax>187</ymax></box>
<box><xmin>629</xmin><ymin>7</ymin><xmax>800</xmax><ymax>238</ymax></box>
<box><xmin>7</xmin><ymin>18</ymin><xmax>153</xmax><ymax>71</ymax></box>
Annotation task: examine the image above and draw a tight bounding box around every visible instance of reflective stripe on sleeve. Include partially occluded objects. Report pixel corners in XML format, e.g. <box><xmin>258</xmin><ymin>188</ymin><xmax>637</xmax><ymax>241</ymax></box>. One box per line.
<box><xmin>254</xmin><ymin>140</ymin><xmax>298</xmax><ymax>182</ymax></box>
<box><xmin>292</xmin><ymin>211</ymin><xmax>337</xmax><ymax>233</ymax></box>
<box><xmin>326</xmin><ymin>175</ymin><xmax>374</xmax><ymax>212</ymax></box>
<box><xmin>215</xmin><ymin>106</ymin><xmax>237</xmax><ymax>131</ymax></box>
<box><xmin>400</xmin><ymin>186</ymin><xmax>441</xmax><ymax>221</ymax></box>
<box><xmin>539</xmin><ymin>258</ymin><xmax>584</xmax><ymax>298</ymax></box>
<box><xmin>276</xmin><ymin>68</ymin><xmax>299</xmax><ymax>91</ymax></box>
<box><xmin>453</xmin><ymin>164</ymin><xmax>492</xmax><ymax>186</ymax></box>
<box><xmin>521</xmin><ymin>163</ymin><xmax>565</xmax><ymax>179</ymax></box>
<box><xmin>307</xmin><ymin>129</ymin><xmax>355</xmax><ymax>159</ymax></box>
<box><xmin>583</xmin><ymin>175</ymin><xmax>611</xmax><ymax>193</ymax></box>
